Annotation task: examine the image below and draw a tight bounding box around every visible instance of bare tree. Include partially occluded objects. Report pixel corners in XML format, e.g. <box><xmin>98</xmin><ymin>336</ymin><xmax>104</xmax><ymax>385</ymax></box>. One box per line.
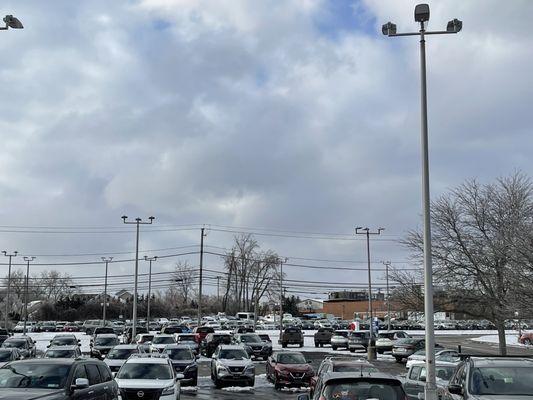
<box><xmin>402</xmin><ymin>172</ymin><xmax>533</xmax><ymax>355</ymax></box>
<box><xmin>171</xmin><ymin>261</ymin><xmax>196</xmax><ymax>306</ymax></box>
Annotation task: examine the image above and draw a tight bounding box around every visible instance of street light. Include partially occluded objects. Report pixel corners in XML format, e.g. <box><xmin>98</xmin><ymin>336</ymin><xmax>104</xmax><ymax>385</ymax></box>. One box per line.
<box><xmin>101</xmin><ymin>257</ymin><xmax>113</xmax><ymax>325</ymax></box>
<box><xmin>122</xmin><ymin>215</ymin><xmax>155</xmax><ymax>342</ymax></box>
<box><xmin>22</xmin><ymin>256</ymin><xmax>35</xmax><ymax>335</ymax></box>
<box><xmin>355</xmin><ymin>227</ymin><xmax>384</xmax><ymax>361</ymax></box>
<box><xmin>382</xmin><ymin>5</ymin><xmax>462</xmax><ymax>400</ymax></box>
<box><xmin>2</xmin><ymin>251</ymin><xmax>17</xmax><ymax>329</ymax></box>
<box><xmin>144</xmin><ymin>256</ymin><xmax>157</xmax><ymax>330</ymax></box>
<box><xmin>1</xmin><ymin>15</ymin><xmax>23</xmax><ymax>30</ymax></box>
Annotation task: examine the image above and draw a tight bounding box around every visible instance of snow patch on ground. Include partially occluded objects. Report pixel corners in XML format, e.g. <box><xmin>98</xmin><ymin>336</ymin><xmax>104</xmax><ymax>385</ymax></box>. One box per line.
<box><xmin>222</xmin><ymin>386</ymin><xmax>254</xmax><ymax>392</ymax></box>
<box><xmin>180</xmin><ymin>386</ymin><xmax>198</xmax><ymax>393</ymax></box>
<box><xmin>471</xmin><ymin>334</ymin><xmax>524</xmax><ymax>347</ymax></box>
<box><xmin>280</xmin><ymin>387</ymin><xmax>310</xmax><ymax>393</ymax></box>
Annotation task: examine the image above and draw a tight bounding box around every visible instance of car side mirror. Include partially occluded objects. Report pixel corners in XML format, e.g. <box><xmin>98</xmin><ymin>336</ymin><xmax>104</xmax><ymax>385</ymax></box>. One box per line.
<box><xmin>72</xmin><ymin>378</ymin><xmax>90</xmax><ymax>390</ymax></box>
<box><xmin>297</xmin><ymin>395</ymin><xmax>310</xmax><ymax>400</ymax></box>
<box><xmin>448</xmin><ymin>384</ymin><xmax>463</xmax><ymax>395</ymax></box>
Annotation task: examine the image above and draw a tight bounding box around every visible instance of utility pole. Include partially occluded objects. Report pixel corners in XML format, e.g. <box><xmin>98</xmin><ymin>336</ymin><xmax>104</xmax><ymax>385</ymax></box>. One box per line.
<box><xmin>2</xmin><ymin>251</ymin><xmax>17</xmax><ymax>329</ymax></box>
<box><xmin>216</xmin><ymin>276</ymin><xmax>221</xmax><ymax>302</ymax></box>
<box><xmin>197</xmin><ymin>227</ymin><xmax>206</xmax><ymax>324</ymax></box>
<box><xmin>122</xmin><ymin>215</ymin><xmax>154</xmax><ymax>342</ymax></box>
<box><xmin>101</xmin><ymin>257</ymin><xmax>113</xmax><ymax>325</ymax></box>
<box><xmin>22</xmin><ymin>256</ymin><xmax>35</xmax><ymax>335</ymax></box>
<box><xmin>383</xmin><ymin>261</ymin><xmax>392</xmax><ymax>331</ymax></box>
<box><xmin>355</xmin><ymin>227</ymin><xmax>384</xmax><ymax>361</ymax></box>
<box><xmin>382</xmin><ymin>6</ymin><xmax>462</xmax><ymax>399</ymax></box>
<box><xmin>278</xmin><ymin>258</ymin><xmax>288</xmax><ymax>342</ymax></box>
<box><xmin>144</xmin><ymin>256</ymin><xmax>157</xmax><ymax>330</ymax></box>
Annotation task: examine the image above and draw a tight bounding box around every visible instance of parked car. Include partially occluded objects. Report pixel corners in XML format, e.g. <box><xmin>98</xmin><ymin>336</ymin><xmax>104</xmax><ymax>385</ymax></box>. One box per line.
<box><xmin>266</xmin><ymin>351</ymin><xmax>314</xmax><ymax>389</ymax></box>
<box><xmin>375</xmin><ymin>330</ymin><xmax>410</xmax><ymax>354</ymax></box>
<box><xmin>163</xmin><ymin>344</ymin><xmax>198</xmax><ymax>386</ymax></box>
<box><xmin>115</xmin><ymin>353</ymin><xmax>182</xmax><ymax>400</ymax></box>
<box><xmin>201</xmin><ymin>333</ymin><xmax>233</xmax><ymax>357</ymax></box>
<box><xmin>281</xmin><ymin>327</ymin><xmax>304</xmax><ymax>348</ymax></box>
<box><xmin>134</xmin><ymin>333</ymin><xmax>155</xmax><ymax>345</ymax></box>
<box><xmin>519</xmin><ymin>332</ymin><xmax>533</xmax><ymax>345</ymax></box>
<box><xmin>1</xmin><ymin>336</ymin><xmax>36</xmax><ymax>358</ymax></box>
<box><xmin>258</xmin><ymin>333</ymin><xmax>272</xmax><ymax>343</ymax></box>
<box><xmin>210</xmin><ymin>345</ymin><xmax>255</xmax><ymax>388</ymax></box>
<box><xmin>314</xmin><ymin>327</ymin><xmax>334</xmax><ymax>348</ymax></box>
<box><xmin>330</xmin><ymin>330</ymin><xmax>351</xmax><ymax>351</ymax></box>
<box><xmin>404</xmin><ymin>360</ymin><xmax>457</xmax><ymax>400</ymax></box>
<box><xmin>92</xmin><ymin>326</ymin><xmax>115</xmax><ymax>337</ymax></box>
<box><xmin>161</xmin><ymin>324</ymin><xmax>189</xmax><ymax>334</ymax></box>
<box><xmin>193</xmin><ymin>326</ymin><xmax>215</xmax><ymax>344</ymax></box>
<box><xmin>123</xmin><ymin>326</ymin><xmax>149</xmax><ymax>343</ymax></box>
<box><xmin>0</xmin><ymin>357</ymin><xmax>119</xmax><ymax>399</ymax></box>
<box><xmin>310</xmin><ymin>356</ymin><xmax>378</xmax><ymax>397</ymax></box>
<box><xmin>103</xmin><ymin>344</ymin><xmax>143</xmax><ymax>373</ymax></box>
<box><xmin>233</xmin><ymin>333</ymin><xmax>273</xmax><ymax>360</ymax></box>
<box><xmin>446</xmin><ymin>356</ymin><xmax>533</xmax><ymax>399</ymax></box>
<box><xmin>90</xmin><ymin>333</ymin><xmax>120</xmax><ymax>358</ymax></box>
<box><xmin>348</xmin><ymin>330</ymin><xmax>370</xmax><ymax>353</ymax></box>
<box><xmin>48</xmin><ymin>334</ymin><xmax>80</xmax><ymax>348</ymax></box>
<box><xmin>392</xmin><ymin>338</ymin><xmax>427</xmax><ymax>362</ymax></box>
<box><xmin>0</xmin><ymin>348</ymin><xmax>22</xmax><ymax>367</ymax></box>
<box><xmin>44</xmin><ymin>345</ymin><xmax>82</xmax><ymax>359</ymax></box>
<box><xmin>176</xmin><ymin>333</ymin><xmax>200</xmax><ymax>354</ymax></box>
<box><xmin>298</xmin><ymin>372</ymin><xmax>407</xmax><ymax>400</ymax></box>
<box><xmin>406</xmin><ymin>348</ymin><xmax>458</xmax><ymax>369</ymax></box>
<box><xmin>150</xmin><ymin>334</ymin><xmax>177</xmax><ymax>352</ymax></box>
<box><xmin>63</xmin><ymin>324</ymin><xmax>80</xmax><ymax>332</ymax></box>
<box><xmin>35</xmin><ymin>321</ymin><xmax>57</xmax><ymax>333</ymax></box>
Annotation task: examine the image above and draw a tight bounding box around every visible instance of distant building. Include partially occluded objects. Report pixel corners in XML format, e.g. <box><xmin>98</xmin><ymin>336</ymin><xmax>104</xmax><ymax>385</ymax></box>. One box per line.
<box><xmin>115</xmin><ymin>290</ymin><xmax>133</xmax><ymax>303</ymax></box>
<box><xmin>323</xmin><ymin>290</ymin><xmax>394</xmax><ymax>320</ymax></box>
<box><xmin>297</xmin><ymin>299</ymin><xmax>324</xmax><ymax>313</ymax></box>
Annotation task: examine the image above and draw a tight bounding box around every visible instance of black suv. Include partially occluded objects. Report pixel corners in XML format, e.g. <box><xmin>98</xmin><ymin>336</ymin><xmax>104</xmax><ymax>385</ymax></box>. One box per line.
<box><xmin>201</xmin><ymin>333</ymin><xmax>232</xmax><ymax>357</ymax></box>
<box><xmin>0</xmin><ymin>358</ymin><xmax>119</xmax><ymax>399</ymax></box>
<box><xmin>281</xmin><ymin>327</ymin><xmax>304</xmax><ymax>348</ymax></box>
<box><xmin>233</xmin><ymin>333</ymin><xmax>273</xmax><ymax>360</ymax></box>
<box><xmin>163</xmin><ymin>344</ymin><xmax>198</xmax><ymax>386</ymax></box>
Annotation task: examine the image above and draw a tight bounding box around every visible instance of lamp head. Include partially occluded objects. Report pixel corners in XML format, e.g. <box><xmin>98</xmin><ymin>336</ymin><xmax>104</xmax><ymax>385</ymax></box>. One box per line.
<box><xmin>121</xmin><ymin>215</ymin><xmax>128</xmax><ymax>221</ymax></box>
<box><xmin>149</xmin><ymin>216</ymin><xmax>155</xmax><ymax>222</ymax></box>
<box><xmin>446</xmin><ymin>18</ymin><xmax>462</xmax><ymax>33</ymax></box>
<box><xmin>4</xmin><ymin>15</ymin><xmax>23</xmax><ymax>29</ymax></box>
<box><xmin>1</xmin><ymin>251</ymin><xmax>5</xmax><ymax>256</ymax></box>
<box><xmin>381</xmin><ymin>22</ymin><xmax>397</xmax><ymax>36</ymax></box>
<box><xmin>414</xmin><ymin>4</ymin><xmax>430</xmax><ymax>22</ymax></box>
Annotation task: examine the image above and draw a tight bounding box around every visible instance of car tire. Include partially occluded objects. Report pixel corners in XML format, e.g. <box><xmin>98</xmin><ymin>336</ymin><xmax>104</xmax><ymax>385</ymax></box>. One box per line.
<box><xmin>395</xmin><ymin>357</ymin><xmax>403</xmax><ymax>363</ymax></box>
<box><xmin>282</xmin><ymin>343</ymin><xmax>287</xmax><ymax>348</ymax></box>
<box><xmin>332</xmin><ymin>346</ymin><xmax>337</xmax><ymax>351</ymax></box>
<box><xmin>525</xmin><ymin>339</ymin><xmax>531</xmax><ymax>345</ymax></box>
<box><xmin>214</xmin><ymin>376</ymin><xmax>222</xmax><ymax>389</ymax></box>
<box><xmin>299</xmin><ymin>343</ymin><xmax>303</xmax><ymax>348</ymax></box>
<box><xmin>248</xmin><ymin>378</ymin><xmax>255</xmax><ymax>387</ymax></box>
<box><xmin>274</xmin><ymin>378</ymin><xmax>282</xmax><ymax>390</ymax></box>
<box><xmin>314</xmin><ymin>342</ymin><xmax>318</xmax><ymax>348</ymax></box>
<box><xmin>377</xmin><ymin>349</ymin><xmax>384</xmax><ymax>354</ymax></box>
<box><xmin>349</xmin><ymin>348</ymin><xmax>355</xmax><ymax>353</ymax></box>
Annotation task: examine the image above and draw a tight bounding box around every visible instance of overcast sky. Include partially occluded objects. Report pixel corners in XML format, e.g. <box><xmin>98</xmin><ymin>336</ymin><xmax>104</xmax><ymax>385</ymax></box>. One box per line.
<box><xmin>0</xmin><ymin>0</ymin><xmax>531</xmax><ymax>300</ymax></box>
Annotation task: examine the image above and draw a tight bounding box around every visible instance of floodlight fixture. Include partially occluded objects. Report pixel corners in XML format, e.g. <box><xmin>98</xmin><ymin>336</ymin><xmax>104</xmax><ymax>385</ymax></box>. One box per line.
<box><xmin>414</xmin><ymin>4</ymin><xmax>430</xmax><ymax>22</ymax></box>
<box><xmin>382</xmin><ymin>21</ymin><xmax>397</xmax><ymax>36</ymax></box>
<box><xmin>3</xmin><ymin>15</ymin><xmax>23</xmax><ymax>29</ymax></box>
<box><xmin>447</xmin><ymin>18</ymin><xmax>462</xmax><ymax>33</ymax></box>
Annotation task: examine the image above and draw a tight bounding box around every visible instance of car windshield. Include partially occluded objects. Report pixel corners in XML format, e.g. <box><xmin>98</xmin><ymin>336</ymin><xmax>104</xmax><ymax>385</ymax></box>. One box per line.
<box><xmin>45</xmin><ymin>349</ymin><xmax>76</xmax><ymax>358</ymax></box>
<box><xmin>2</xmin><ymin>341</ymin><xmax>24</xmax><ymax>349</ymax></box>
<box><xmin>0</xmin><ymin>363</ymin><xmax>71</xmax><ymax>389</ymax></box>
<box><xmin>350</xmin><ymin>332</ymin><xmax>367</xmax><ymax>339</ymax></box>
<box><xmin>397</xmin><ymin>339</ymin><xmax>419</xmax><ymax>345</ymax></box>
<box><xmin>165</xmin><ymin>348</ymin><xmax>193</xmax><ymax>360</ymax></box>
<box><xmin>153</xmin><ymin>336</ymin><xmax>175</xmax><ymax>344</ymax></box>
<box><xmin>434</xmin><ymin>366</ymin><xmax>455</xmax><ymax>381</ymax></box>
<box><xmin>178</xmin><ymin>335</ymin><xmax>195</xmax><ymax>342</ymax></box>
<box><xmin>219</xmin><ymin>349</ymin><xmax>249</xmax><ymax>360</ymax></box>
<box><xmin>322</xmin><ymin>380</ymin><xmax>404</xmax><ymax>400</ymax></box>
<box><xmin>278</xmin><ymin>353</ymin><xmax>306</xmax><ymax>364</ymax></box>
<box><xmin>52</xmin><ymin>338</ymin><xmax>77</xmax><ymax>346</ymax></box>
<box><xmin>117</xmin><ymin>363</ymin><xmax>173</xmax><ymax>380</ymax></box>
<box><xmin>333</xmin><ymin>365</ymin><xmax>379</xmax><ymax>373</ymax></box>
<box><xmin>469</xmin><ymin>366</ymin><xmax>533</xmax><ymax>395</ymax></box>
<box><xmin>0</xmin><ymin>352</ymin><xmax>12</xmax><ymax>361</ymax></box>
<box><xmin>378</xmin><ymin>333</ymin><xmax>395</xmax><ymax>339</ymax></box>
<box><xmin>107</xmin><ymin>348</ymin><xmax>138</xmax><ymax>359</ymax></box>
<box><xmin>240</xmin><ymin>335</ymin><xmax>261</xmax><ymax>343</ymax></box>
<box><xmin>95</xmin><ymin>336</ymin><xmax>119</xmax><ymax>346</ymax></box>
<box><xmin>138</xmin><ymin>335</ymin><xmax>154</xmax><ymax>343</ymax></box>
<box><xmin>334</xmin><ymin>331</ymin><xmax>349</xmax><ymax>337</ymax></box>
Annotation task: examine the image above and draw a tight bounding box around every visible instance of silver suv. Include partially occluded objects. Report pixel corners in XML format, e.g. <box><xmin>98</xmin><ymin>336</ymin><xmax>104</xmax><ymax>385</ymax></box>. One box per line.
<box><xmin>210</xmin><ymin>345</ymin><xmax>255</xmax><ymax>388</ymax></box>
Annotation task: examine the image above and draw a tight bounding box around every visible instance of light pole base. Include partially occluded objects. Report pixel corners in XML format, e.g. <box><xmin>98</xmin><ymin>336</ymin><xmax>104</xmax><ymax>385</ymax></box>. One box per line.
<box><xmin>424</xmin><ymin>386</ymin><xmax>438</xmax><ymax>400</ymax></box>
<box><xmin>367</xmin><ymin>344</ymin><xmax>377</xmax><ymax>361</ymax></box>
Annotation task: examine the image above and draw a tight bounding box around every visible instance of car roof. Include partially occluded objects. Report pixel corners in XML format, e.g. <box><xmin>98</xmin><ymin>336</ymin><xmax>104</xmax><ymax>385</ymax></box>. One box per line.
<box><xmin>218</xmin><ymin>345</ymin><xmax>247</xmax><ymax>350</ymax></box>
<box><xmin>154</xmin><ymin>334</ymin><xmax>174</xmax><ymax>337</ymax></box>
<box><xmin>125</xmin><ymin>357</ymin><xmax>170</xmax><ymax>364</ymax></box>
<box><xmin>470</xmin><ymin>357</ymin><xmax>533</xmax><ymax>367</ymax></box>
<box><xmin>409</xmin><ymin>361</ymin><xmax>457</xmax><ymax>368</ymax></box>
<box><xmin>163</xmin><ymin>344</ymin><xmax>194</xmax><ymax>350</ymax></box>
<box><xmin>322</xmin><ymin>371</ymin><xmax>401</xmax><ymax>384</ymax></box>
<box><xmin>53</xmin><ymin>334</ymin><xmax>76</xmax><ymax>338</ymax></box>
<box><xmin>7</xmin><ymin>358</ymin><xmax>79</xmax><ymax>366</ymax></box>
<box><xmin>95</xmin><ymin>333</ymin><xmax>118</xmax><ymax>338</ymax></box>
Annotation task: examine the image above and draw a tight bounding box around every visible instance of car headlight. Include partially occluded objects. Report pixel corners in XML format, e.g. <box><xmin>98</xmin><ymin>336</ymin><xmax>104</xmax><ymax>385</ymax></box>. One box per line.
<box><xmin>278</xmin><ymin>369</ymin><xmax>290</xmax><ymax>376</ymax></box>
<box><xmin>217</xmin><ymin>365</ymin><xmax>229</xmax><ymax>375</ymax></box>
<box><xmin>161</xmin><ymin>385</ymin><xmax>175</xmax><ymax>395</ymax></box>
<box><xmin>244</xmin><ymin>365</ymin><xmax>255</xmax><ymax>375</ymax></box>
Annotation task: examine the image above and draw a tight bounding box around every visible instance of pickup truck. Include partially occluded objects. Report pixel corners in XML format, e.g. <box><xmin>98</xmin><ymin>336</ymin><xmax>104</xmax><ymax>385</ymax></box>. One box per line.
<box><xmin>314</xmin><ymin>328</ymin><xmax>333</xmax><ymax>347</ymax></box>
<box><xmin>281</xmin><ymin>327</ymin><xmax>304</xmax><ymax>348</ymax></box>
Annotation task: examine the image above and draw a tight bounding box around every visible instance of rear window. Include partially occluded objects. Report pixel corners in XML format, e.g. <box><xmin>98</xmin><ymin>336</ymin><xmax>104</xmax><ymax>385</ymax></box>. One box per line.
<box><xmin>285</xmin><ymin>328</ymin><xmax>300</xmax><ymax>333</ymax></box>
<box><xmin>197</xmin><ymin>327</ymin><xmax>214</xmax><ymax>333</ymax></box>
<box><xmin>323</xmin><ymin>379</ymin><xmax>404</xmax><ymax>400</ymax></box>
<box><xmin>378</xmin><ymin>332</ymin><xmax>395</xmax><ymax>339</ymax></box>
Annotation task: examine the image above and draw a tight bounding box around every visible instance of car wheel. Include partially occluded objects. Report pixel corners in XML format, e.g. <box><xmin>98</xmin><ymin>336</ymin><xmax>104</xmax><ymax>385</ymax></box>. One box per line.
<box><xmin>377</xmin><ymin>349</ymin><xmax>384</xmax><ymax>354</ymax></box>
<box><xmin>191</xmin><ymin>377</ymin><xmax>198</xmax><ymax>386</ymax></box>
<box><xmin>332</xmin><ymin>346</ymin><xmax>337</xmax><ymax>350</ymax></box>
<box><xmin>349</xmin><ymin>348</ymin><xmax>355</xmax><ymax>353</ymax></box>
<box><xmin>299</xmin><ymin>343</ymin><xmax>303</xmax><ymax>348</ymax></box>
<box><xmin>395</xmin><ymin>357</ymin><xmax>403</xmax><ymax>363</ymax></box>
<box><xmin>214</xmin><ymin>376</ymin><xmax>222</xmax><ymax>389</ymax></box>
<box><xmin>314</xmin><ymin>342</ymin><xmax>318</xmax><ymax>348</ymax></box>
<box><xmin>274</xmin><ymin>378</ymin><xmax>282</xmax><ymax>390</ymax></box>
<box><xmin>525</xmin><ymin>339</ymin><xmax>531</xmax><ymax>345</ymax></box>
<box><xmin>248</xmin><ymin>378</ymin><xmax>255</xmax><ymax>387</ymax></box>
<box><xmin>282</xmin><ymin>343</ymin><xmax>287</xmax><ymax>348</ymax></box>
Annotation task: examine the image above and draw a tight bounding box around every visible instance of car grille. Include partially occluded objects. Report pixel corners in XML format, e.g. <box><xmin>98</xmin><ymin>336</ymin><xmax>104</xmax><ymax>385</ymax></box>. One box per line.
<box><xmin>120</xmin><ymin>388</ymin><xmax>162</xmax><ymax>400</ymax></box>
<box><xmin>250</xmin><ymin>345</ymin><xmax>263</xmax><ymax>351</ymax></box>
<box><xmin>229</xmin><ymin>366</ymin><xmax>245</xmax><ymax>373</ymax></box>
<box><xmin>290</xmin><ymin>372</ymin><xmax>305</xmax><ymax>379</ymax></box>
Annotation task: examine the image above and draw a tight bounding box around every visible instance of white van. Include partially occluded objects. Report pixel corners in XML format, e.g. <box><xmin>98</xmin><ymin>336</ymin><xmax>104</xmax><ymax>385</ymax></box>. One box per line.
<box><xmin>236</xmin><ymin>312</ymin><xmax>255</xmax><ymax>321</ymax></box>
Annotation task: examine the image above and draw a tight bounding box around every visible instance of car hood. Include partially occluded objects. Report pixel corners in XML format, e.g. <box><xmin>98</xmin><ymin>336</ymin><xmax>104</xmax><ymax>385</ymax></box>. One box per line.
<box><xmin>116</xmin><ymin>379</ymin><xmax>174</xmax><ymax>389</ymax></box>
<box><xmin>0</xmin><ymin>388</ymin><xmax>64</xmax><ymax>399</ymax></box>
<box><xmin>277</xmin><ymin>364</ymin><xmax>312</xmax><ymax>373</ymax></box>
<box><xmin>219</xmin><ymin>359</ymin><xmax>253</xmax><ymax>368</ymax></box>
<box><xmin>105</xmin><ymin>358</ymin><xmax>126</xmax><ymax>367</ymax></box>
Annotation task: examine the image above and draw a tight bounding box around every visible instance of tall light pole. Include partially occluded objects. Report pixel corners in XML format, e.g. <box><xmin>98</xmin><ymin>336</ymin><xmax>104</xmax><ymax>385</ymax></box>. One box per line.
<box><xmin>2</xmin><ymin>251</ymin><xmax>17</xmax><ymax>329</ymax></box>
<box><xmin>216</xmin><ymin>276</ymin><xmax>221</xmax><ymax>303</ymax></box>
<box><xmin>278</xmin><ymin>258</ymin><xmax>288</xmax><ymax>342</ymax></box>
<box><xmin>0</xmin><ymin>15</ymin><xmax>23</xmax><ymax>30</ymax></box>
<box><xmin>197</xmin><ymin>227</ymin><xmax>206</xmax><ymax>324</ymax></box>
<box><xmin>382</xmin><ymin>5</ymin><xmax>462</xmax><ymax>399</ymax></box>
<box><xmin>101</xmin><ymin>257</ymin><xmax>113</xmax><ymax>325</ymax></box>
<box><xmin>22</xmin><ymin>256</ymin><xmax>35</xmax><ymax>335</ymax></box>
<box><xmin>144</xmin><ymin>256</ymin><xmax>157</xmax><ymax>330</ymax></box>
<box><xmin>355</xmin><ymin>227</ymin><xmax>384</xmax><ymax>361</ymax></box>
<box><xmin>383</xmin><ymin>261</ymin><xmax>392</xmax><ymax>332</ymax></box>
<box><xmin>122</xmin><ymin>215</ymin><xmax>155</xmax><ymax>342</ymax></box>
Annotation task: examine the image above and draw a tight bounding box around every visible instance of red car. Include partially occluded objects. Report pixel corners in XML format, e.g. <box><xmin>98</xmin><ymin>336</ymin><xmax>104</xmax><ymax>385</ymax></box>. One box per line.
<box><xmin>63</xmin><ymin>324</ymin><xmax>80</xmax><ymax>332</ymax></box>
<box><xmin>519</xmin><ymin>332</ymin><xmax>533</xmax><ymax>345</ymax></box>
<box><xmin>193</xmin><ymin>326</ymin><xmax>214</xmax><ymax>344</ymax></box>
<box><xmin>266</xmin><ymin>351</ymin><xmax>314</xmax><ymax>389</ymax></box>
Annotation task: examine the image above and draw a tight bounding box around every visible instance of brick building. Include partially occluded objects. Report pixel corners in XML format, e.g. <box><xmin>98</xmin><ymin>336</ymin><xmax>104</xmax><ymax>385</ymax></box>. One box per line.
<box><xmin>322</xmin><ymin>290</ymin><xmax>396</xmax><ymax>320</ymax></box>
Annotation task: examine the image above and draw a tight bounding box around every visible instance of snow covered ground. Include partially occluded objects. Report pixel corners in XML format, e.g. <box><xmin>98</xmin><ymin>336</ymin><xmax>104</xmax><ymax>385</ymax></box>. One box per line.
<box><xmin>471</xmin><ymin>334</ymin><xmax>525</xmax><ymax>347</ymax></box>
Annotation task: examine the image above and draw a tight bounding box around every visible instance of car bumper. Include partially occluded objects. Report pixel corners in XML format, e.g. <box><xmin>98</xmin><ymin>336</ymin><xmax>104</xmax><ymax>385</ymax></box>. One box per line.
<box><xmin>218</xmin><ymin>374</ymin><xmax>254</xmax><ymax>384</ymax></box>
<box><xmin>276</xmin><ymin>375</ymin><xmax>312</xmax><ymax>387</ymax></box>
